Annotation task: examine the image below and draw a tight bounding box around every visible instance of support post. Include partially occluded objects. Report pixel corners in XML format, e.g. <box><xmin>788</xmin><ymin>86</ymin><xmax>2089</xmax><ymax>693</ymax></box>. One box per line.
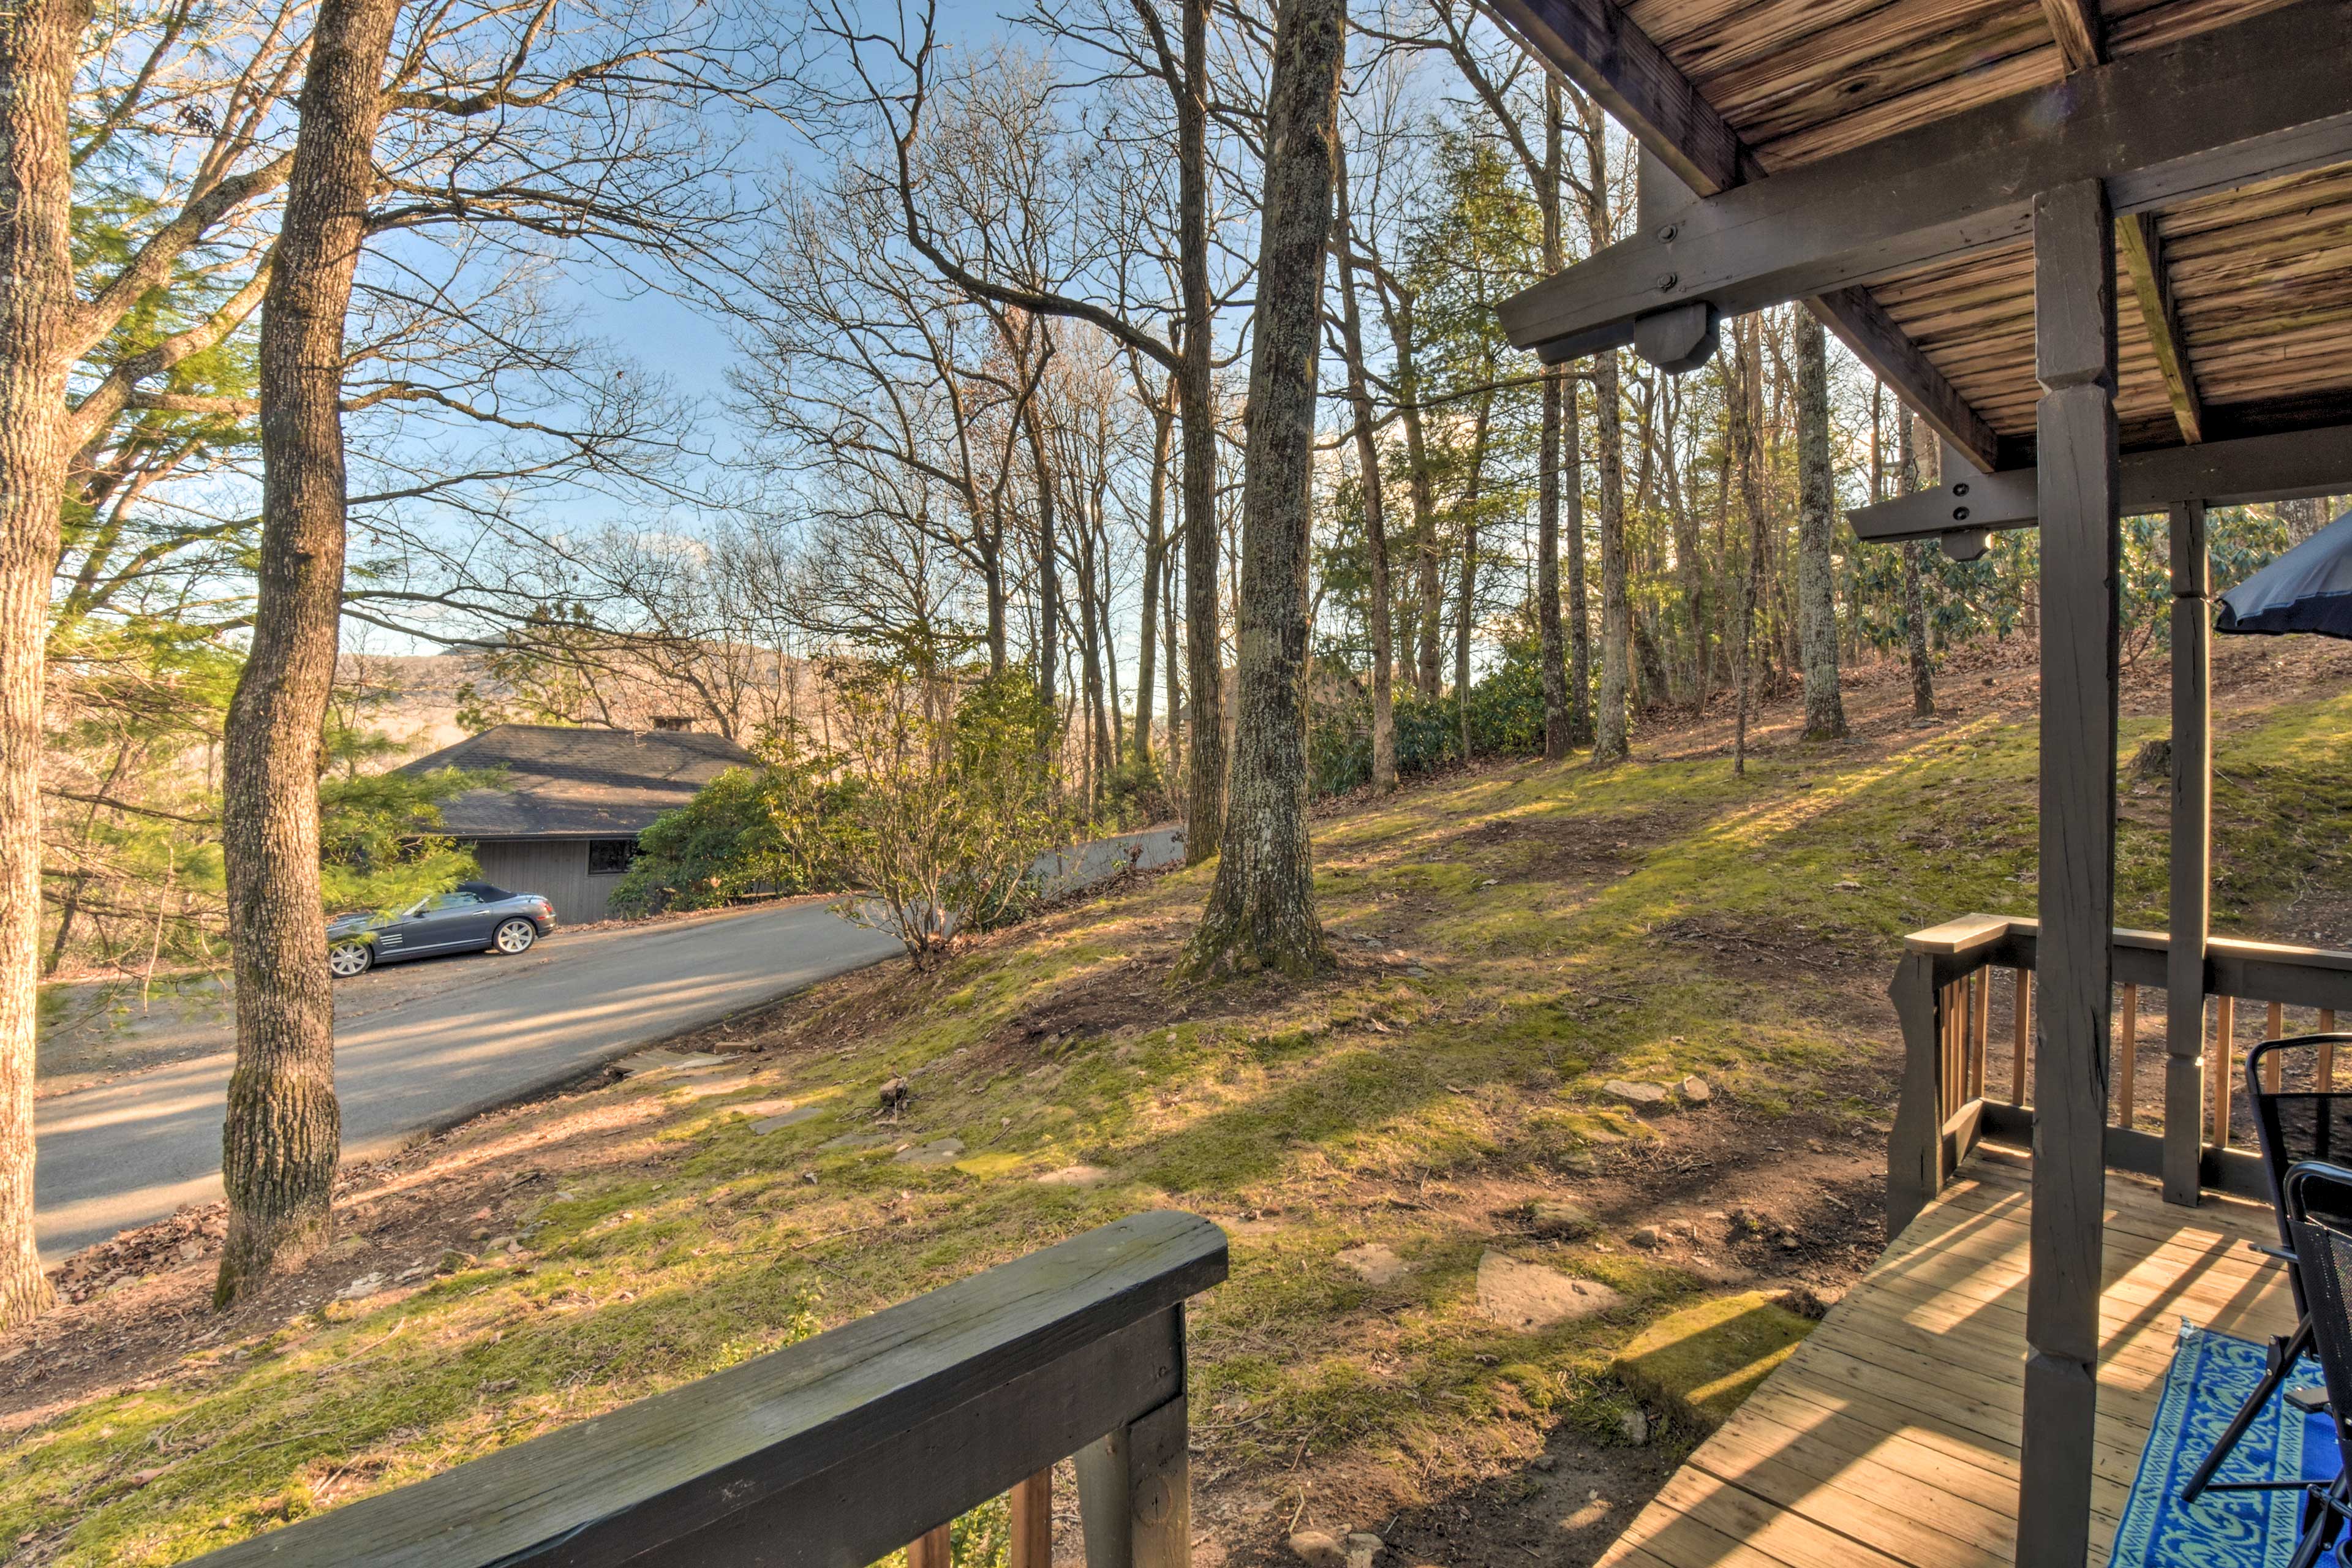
<box><xmin>1077</xmin><ymin>1310</ymin><xmax>1191</xmax><ymax>1568</ymax></box>
<box><xmin>2167</xmin><ymin>500</ymin><xmax>2211</xmax><ymax>1204</ymax></box>
<box><xmin>1888</xmin><ymin>947</ymin><xmax>1943</xmax><ymax>1237</ymax></box>
<box><xmin>2017</xmin><ymin>177</ymin><xmax>2119</xmax><ymax>1568</ymax></box>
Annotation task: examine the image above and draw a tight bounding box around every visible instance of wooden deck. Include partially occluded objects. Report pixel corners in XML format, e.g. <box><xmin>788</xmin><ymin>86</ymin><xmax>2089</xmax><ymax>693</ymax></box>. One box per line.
<box><xmin>1598</xmin><ymin>1142</ymin><xmax>2297</xmax><ymax>1568</ymax></box>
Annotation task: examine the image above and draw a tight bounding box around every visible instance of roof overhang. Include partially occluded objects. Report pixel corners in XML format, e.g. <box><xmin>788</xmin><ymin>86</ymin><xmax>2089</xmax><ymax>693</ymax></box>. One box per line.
<box><xmin>1485</xmin><ymin>0</ymin><xmax>2352</xmax><ymax>481</ymax></box>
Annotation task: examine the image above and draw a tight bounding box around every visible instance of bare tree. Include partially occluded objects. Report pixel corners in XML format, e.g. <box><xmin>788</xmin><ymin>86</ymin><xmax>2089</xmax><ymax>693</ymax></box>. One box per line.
<box><xmin>1577</xmin><ymin>95</ymin><xmax>1631</xmax><ymax>764</ymax></box>
<box><xmin>1730</xmin><ymin>319</ymin><xmax>1768</xmax><ymax>775</ymax></box>
<box><xmin>1415</xmin><ymin>0</ymin><xmax>1591</xmax><ymax>760</ymax></box>
<box><xmin>816</xmin><ymin>0</ymin><xmax>1236</xmax><ymax>857</ymax></box>
<box><xmin>1537</xmin><ymin>80</ymin><xmax>1573</xmax><ymax>758</ymax></box>
<box><xmin>1181</xmin><ymin>0</ymin><xmax>1341</xmax><ymax>979</ymax></box>
<box><xmin>1898</xmin><ymin>407</ymin><xmax>1937</xmax><ymax>718</ymax></box>
<box><xmin>217</xmin><ymin>0</ymin><xmax>403</xmax><ymax>1305</ymax></box>
<box><xmin>1795</xmin><ymin>309</ymin><xmax>1847</xmax><ymax>741</ymax></box>
<box><xmin>1331</xmin><ymin>138</ymin><xmax>1396</xmax><ymax>792</ymax></box>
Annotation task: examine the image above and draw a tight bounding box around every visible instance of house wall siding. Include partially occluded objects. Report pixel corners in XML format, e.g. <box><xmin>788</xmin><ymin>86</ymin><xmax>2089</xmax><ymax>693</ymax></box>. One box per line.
<box><xmin>472</xmin><ymin>839</ymin><xmax>630</xmax><ymax>924</ymax></box>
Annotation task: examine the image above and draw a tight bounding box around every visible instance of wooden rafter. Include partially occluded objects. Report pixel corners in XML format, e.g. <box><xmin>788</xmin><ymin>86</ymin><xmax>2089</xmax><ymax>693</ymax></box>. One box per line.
<box><xmin>1481</xmin><ymin>0</ymin><xmax>2005</xmax><ymax>471</ymax></box>
<box><xmin>1497</xmin><ymin>0</ymin><xmax>2352</xmax><ymax>393</ymax></box>
<box><xmin>2037</xmin><ymin>0</ymin><xmax>2105</xmax><ymax>72</ymax></box>
<box><xmin>2117</xmin><ymin>212</ymin><xmax>2207</xmax><ymax>444</ymax></box>
<box><xmin>2038</xmin><ymin>0</ymin><xmax>2204</xmax><ymax>443</ymax></box>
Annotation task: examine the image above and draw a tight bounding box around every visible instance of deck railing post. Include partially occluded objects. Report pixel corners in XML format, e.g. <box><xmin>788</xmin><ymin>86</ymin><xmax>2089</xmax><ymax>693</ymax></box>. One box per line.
<box><xmin>2013</xmin><ymin>969</ymin><xmax>2032</xmax><ymax>1107</ymax></box>
<box><xmin>908</xmin><ymin>1525</ymin><xmax>954</xmax><ymax>1568</ymax></box>
<box><xmin>1011</xmin><ymin>1469</ymin><xmax>1054</xmax><ymax>1568</ymax></box>
<box><xmin>1079</xmin><ymin>1308</ymin><xmax>1191</xmax><ymax>1568</ymax></box>
<box><xmin>1888</xmin><ymin>946</ymin><xmax>1943</xmax><ymax>1237</ymax></box>
<box><xmin>2016</xmin><ymin>175</ymin><xmax>2119</xmax><ymax>1568</ymax></box>
<box><xmin>2166</xmin><ymin>498</ymin><xmax>2211</xmax><ymax>1204</ymax></box>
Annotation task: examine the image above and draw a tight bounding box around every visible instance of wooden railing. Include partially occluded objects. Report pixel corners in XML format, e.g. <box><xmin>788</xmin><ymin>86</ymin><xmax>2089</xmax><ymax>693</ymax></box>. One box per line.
<box><xmin>1888</xmin><ymin>915</ymin><xmax>2352</xmax><ymax>1233</ymax></box>
<box><xmin>184</xmin><ymin>1210</ymin><xmax>1228</xmax><ymax>1567</ymax></box>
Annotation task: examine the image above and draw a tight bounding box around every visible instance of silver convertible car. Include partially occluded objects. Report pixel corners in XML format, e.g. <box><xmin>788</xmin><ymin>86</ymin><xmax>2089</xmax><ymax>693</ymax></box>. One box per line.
<box><xmin>325</xmin><ymin>881</ymin><xmax>557</xmax><ymax>978</ymax></box>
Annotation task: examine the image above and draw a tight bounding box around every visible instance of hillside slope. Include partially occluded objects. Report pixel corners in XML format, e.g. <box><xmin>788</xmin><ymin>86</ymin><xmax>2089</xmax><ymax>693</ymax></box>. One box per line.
<box><xmin>7</xmin><ymin>643</ymin><xmax>2352</xmax><ymax>1567</ymax></box>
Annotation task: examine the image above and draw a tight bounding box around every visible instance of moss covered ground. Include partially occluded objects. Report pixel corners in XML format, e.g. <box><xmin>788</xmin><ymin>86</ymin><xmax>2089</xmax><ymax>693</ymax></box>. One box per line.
<box><xmin>7</xmin><ymin>646</ymin><xmax>2352</xmax><ymax>1567</ymax></box>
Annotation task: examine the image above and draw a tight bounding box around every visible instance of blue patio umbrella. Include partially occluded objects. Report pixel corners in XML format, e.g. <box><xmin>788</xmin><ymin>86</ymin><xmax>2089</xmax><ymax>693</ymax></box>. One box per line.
<box><xmin>2217</xmin><ymin>507</ymin><xmax>2352</xmax><ymax>638</ymax></box>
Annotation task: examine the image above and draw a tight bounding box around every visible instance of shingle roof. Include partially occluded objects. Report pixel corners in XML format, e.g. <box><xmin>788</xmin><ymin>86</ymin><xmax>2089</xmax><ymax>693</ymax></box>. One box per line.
<box><xmin>397</xmin><ymin>724</ymin><xmax>755</xmax><ymax>839</ymax></box>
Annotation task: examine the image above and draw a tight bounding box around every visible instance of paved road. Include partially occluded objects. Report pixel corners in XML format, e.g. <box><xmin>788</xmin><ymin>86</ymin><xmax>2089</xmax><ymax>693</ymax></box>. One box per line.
<box><xmin>36</xmin><ymin>827</ymin><xmax>1182</xmax><ymax>1257</ymax></box>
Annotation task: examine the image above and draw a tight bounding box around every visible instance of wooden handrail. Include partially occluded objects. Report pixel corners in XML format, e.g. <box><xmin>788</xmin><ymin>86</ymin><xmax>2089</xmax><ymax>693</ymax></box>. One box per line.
<box><xmin>184</xmin><ymin>1211</ymin><xmax>1228</xmax><ymax>1568</ymax></box>
<box><xmin>1887</xmin><ymin>917</ymin><xmax>2352</xmax><ymax>1234</ymax></box>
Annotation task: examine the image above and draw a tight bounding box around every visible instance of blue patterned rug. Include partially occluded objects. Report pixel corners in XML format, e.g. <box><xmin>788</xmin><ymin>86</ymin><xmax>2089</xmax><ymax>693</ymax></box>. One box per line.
<box><xmin>2113</xmin><ymin>1324</ymin><xmax>2343</xmax><ymax>1566</ymax></box>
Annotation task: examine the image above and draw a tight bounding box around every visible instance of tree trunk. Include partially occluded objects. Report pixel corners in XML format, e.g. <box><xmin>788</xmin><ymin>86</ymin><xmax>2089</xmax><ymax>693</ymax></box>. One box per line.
<box><xmin>1074</xmin><ymin>497</ymin><xmax>1111</xmax><ymax>788</ymax></box>
<box><xmin>1134</xmin><ymin>389</ymin><xmax>1172</xmax><ymax>767</ymax></box>
<box><xmin>1592</xmin><ymin>348</ymin><xmax>1630</xmax><ymax>763</ymax></box>
<box><xmin>1180</xmin><ymin>0</ymin><xmax>1341</xmax><ymax>980</ymax></box>
<box><xmin>1453</xmin><ymin>394</ymin><xmax>1492</xmax><ymax>761</ymax></box>
<box><xmin>1163</xmin><ymin>540</ymin><xmax>1183</xmax><ymax>781</ymax></box>
<box><xmin>2280</xmin><ymin>495</ymin><xmax>2325</xmax><ymax>543</ymax></box>
<box><xmin>1730</xmin><ymin>326</ymin><xmax>1768</xmax><ymax>776</ymax></box>
<box><xmin>1898</xmin><ymin>412</ymin><xmax>1937</xmax><ymax>717</ymax></box>
<box><xmin>0</xmin><ymin>0</ymin><xmax>87</xmax><ymax>1330</ymax></box>
<box><xmin>981</xmin><ymin>532</ymin><xmax>1008</xmax><ymax>676</ymax></box>
<box><xmin>1794</xmin><ymin>311</ymin><xmax>1848</xmax><ymax>741</ymax></box>
<box><xmin>217</xmin><ymin>0</ymin><xmax>401</xmax><ymax>1306</ymax></box>
<box><xmin>1565</xmin><ymin>378</ymin><xmax>1591</xmax><ymax>745</ymax></box>
<box><xmin>1672</xmin><ymin>450</ymin><xmax>1709</xmax><ymax>715</ymax></box>
<box><xmin>1331</xmin><ymin>148</ymin><xmax>1395</xmax><ymax>792</ymax></box>
<box><xmin>1536</xmin><ymin>83</ymin><xmax>1570</xmax><ymax>760</ymax></box>
<box><xmin>1022</xmin><ymin>393</ymin><xmax>1061</xmax><ymax>720</ymax></box>
<box><xmin>1375</xmin><ymin>287</ymin><xmax>1441</xmax><ymax>700</ymax></box>
<box><xmin>1176</xmin><ymin>0</ymin><xmax>1223</xmax><ymax>861</ymax></box>
<box><xmin>1634</xmin><ymin>615</ymin><xmax>1673</xmax><ymax>713</ymax></box>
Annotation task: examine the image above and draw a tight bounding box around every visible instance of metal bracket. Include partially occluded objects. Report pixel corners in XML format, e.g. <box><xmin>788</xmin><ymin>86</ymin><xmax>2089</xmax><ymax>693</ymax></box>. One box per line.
<box><xmin>1632</xmin><ymin>300</ymin><xmax>1719</xmax><ymax>374</ymax></box>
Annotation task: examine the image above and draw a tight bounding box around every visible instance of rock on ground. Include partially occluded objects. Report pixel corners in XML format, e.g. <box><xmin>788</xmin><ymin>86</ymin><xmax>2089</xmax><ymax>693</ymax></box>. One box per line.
<box><xmin>1523</xmin><ymin>1199</ymin><xmax>1594</xmax><ymax>1239</ymax></box>
<box><xmin>1475</xmin><ymin>1251</ymin><xmax>1625</xmax><ymax>1330</ymax></box>
<box><xmin>1335</xmin><ymin>1244</ymin><xmax>1410</xmax><ymax>1285</ymax></box>
<box><xmin>1034</xmin><ymin>1164</ymin><xmax>1110</xmax><ymax>1186</ymax></box>
<box><xmin>1602</xmin><ymin>1080</ymin><xmax>1668</xmax><ymax>1107</ymax></box>
<box><xmin>1287</xmin><ymin>1531</ymin><xmax>1346</xmax><ymax>1568</ymax></box>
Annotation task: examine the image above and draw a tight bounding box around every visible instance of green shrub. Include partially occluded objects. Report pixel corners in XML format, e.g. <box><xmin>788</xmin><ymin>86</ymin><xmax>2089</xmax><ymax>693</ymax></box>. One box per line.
<box><xmin>606</xmin><ymin>744</ymin><xmax>853</xmax><ymax>917</ymax></box>
<box><xmin>827</xmin><ymin>666</ymin><xmax>1076</xmax><ymax>965</ymax></box>
<box><xmin>317</xmin><ymin>766</ymin><xmax>493</xmax><ymax>914</ymax></box>
<box><xmin>1309</xmin><ymin>637</ymin><xmax>1551</xmax><ymax>796</ymax></box>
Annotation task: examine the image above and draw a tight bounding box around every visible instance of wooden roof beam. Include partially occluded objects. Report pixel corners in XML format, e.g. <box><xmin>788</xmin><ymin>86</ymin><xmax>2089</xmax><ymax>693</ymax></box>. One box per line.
<box><xmin>2117</xmin><ymin>212</ymin><xmax>2206</xmax><ymax>444</ymax></box>
<box><xmin>1845</xmin><ymin>421</ymin><xmax>2352</xmax><ymax>545</ymax></box>
<box><xmin>1485</xmin><ymin>0</ymin><xmax>2006</xmax><ymax>469</ymax></box>
<box><xmin>2038</xmin><ymin>0</ymin><xmax>2207</xmax><ymax>446</ymax></box>
<box><xmin>1499</xmin><ymin>0</ymin><xmax>2352</xmax><ymax>406</ymax></box>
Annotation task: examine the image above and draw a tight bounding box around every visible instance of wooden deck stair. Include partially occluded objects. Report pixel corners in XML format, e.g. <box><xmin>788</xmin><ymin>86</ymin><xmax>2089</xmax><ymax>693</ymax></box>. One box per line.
<box><xmin>1599</xmin><ymin>1142</ymin><xmax>2296</xmax><ymax>1568</ymax></box>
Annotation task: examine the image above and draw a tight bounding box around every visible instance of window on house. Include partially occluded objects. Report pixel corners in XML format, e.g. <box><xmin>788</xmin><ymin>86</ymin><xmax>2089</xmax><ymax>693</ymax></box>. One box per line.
<box><xmin>586</xmin><ymin>839</ymin><xmax>639</xmax><ymax>875</ymax></box>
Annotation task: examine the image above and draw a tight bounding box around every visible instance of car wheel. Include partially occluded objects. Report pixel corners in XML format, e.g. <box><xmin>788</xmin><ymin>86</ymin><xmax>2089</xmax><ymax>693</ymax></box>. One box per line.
<box><xmin>494</xmin><ymin>918</ymin><xmax>537</xmax><ymax>955</ymax></box>
<box><xmin>328</xmin><ymin>940</ymin><xmax>373</xmax><ymax>978</ymax></box>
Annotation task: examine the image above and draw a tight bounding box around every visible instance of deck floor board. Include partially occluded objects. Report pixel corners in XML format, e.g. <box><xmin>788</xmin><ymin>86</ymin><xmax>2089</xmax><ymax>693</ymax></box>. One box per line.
<box><xmin>1596</xmin><ymin>1144</ymin><xmax>2296</xmax><ymax>1568</ymax></box>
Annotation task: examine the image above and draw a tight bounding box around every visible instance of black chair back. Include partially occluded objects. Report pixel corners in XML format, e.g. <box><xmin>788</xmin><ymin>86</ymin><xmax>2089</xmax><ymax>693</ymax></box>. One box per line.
<box><xmin>2247</xmin><ymin>1036</ymin><xmax>2352</xmax><ymax>1256</ymax></box>
<box><xmin>2282</xmin><ymin>1161</ymin><xmax>2352</xmax><ymax>1464</ymax></box>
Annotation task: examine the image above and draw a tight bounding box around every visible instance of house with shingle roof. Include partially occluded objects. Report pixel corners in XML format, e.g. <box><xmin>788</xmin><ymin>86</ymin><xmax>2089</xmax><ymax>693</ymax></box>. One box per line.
<box><xmin>398</xmin><ymin>723</ymin><xmax>755</xmax><ymax>921</ymax></box>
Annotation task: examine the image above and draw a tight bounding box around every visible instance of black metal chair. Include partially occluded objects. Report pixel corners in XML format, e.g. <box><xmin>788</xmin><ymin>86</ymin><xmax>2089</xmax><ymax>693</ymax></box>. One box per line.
<box><xmin>2273</xmin><ymin>1161</ymin><xmax>2352</xmax><ymax>1566</ymax></box>
<box><xmin>2182</xmin><ymin>1033</ymin><xmax>2352</xmax><ymax>1506</ymax></box>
